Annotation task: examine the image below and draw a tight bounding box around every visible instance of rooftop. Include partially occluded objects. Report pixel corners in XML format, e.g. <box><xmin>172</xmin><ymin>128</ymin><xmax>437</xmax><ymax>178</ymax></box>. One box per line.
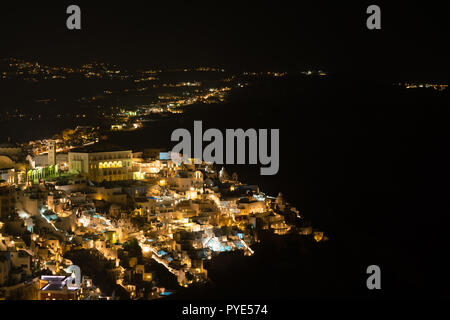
<box><xmin>69</xmin><ymin>143</ymin><xmax>131</xmax><ymax>154</ymax></box>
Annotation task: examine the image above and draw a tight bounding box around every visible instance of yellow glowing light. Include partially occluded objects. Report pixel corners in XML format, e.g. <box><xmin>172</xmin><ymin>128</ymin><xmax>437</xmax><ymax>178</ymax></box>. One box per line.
<box><xmin>314</xmin><ymin>232</ymin><xmax>324</xmax><ymax>242</ymax></box>
<box><xmin>99</xmin><ymin>161</ymin><xmax>123</xmax><ymax>169</ymax></box>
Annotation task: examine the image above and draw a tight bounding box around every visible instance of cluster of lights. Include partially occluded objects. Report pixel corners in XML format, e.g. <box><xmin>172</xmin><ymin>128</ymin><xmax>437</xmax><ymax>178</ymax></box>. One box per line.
<box><xmin>133</xmin><ymin>172</ymin><xmax>146</xmax><ymax>180</ymax></box>
<box><xmin>99</xmin><ymin>161</ymin><xmax>123</xmax><ymax>169</ymax></box>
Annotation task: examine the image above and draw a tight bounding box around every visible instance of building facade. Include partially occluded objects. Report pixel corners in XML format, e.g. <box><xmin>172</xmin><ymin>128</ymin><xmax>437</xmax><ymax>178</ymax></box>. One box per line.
<box><xmin>69</xmin><ymin>148</ymin><xmax>133</xmax><ymax>182</ymax></box>
<box><xmin>48</xmin><ymin>141</ymin><xmax>56</xmax><ymax>166</ymax></box>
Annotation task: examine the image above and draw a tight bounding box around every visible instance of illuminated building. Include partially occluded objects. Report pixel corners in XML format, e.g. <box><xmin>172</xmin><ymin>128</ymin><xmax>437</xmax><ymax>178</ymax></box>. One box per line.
<box><xmin>48</xmin><ymin>141</ymin><xmax>56</xmax><ymax>166</ymax></box>
<box><xmin>0</xmin><ymin>168</ymin><xmax>15</xmax><ymax>185</ymax></box>
<box><xmin>26</xmin><ymin>165</ymin><xmax>59</xmax><ymax>183</ymax></box>
<box><xmin>0</xmin><ymin>155</ymin><xmax>26</xmax><ymax>185</ymax></box>
<box><xmin>68</xmin><ymin>144</ymin><xmax>133</xmax><ymax>182</ymax></box>
<box><xmin>38</xmin><ymin>275</ymin><xmax>79</xmax><ymax>300</ymax></box>
<box><xmin>135</xmin><ymin>264</ymin><xmax>153</xmax><ymax>282</ymax></box>
<box><xmin>27</xmin><ymin>153</ymin><xmax>68</xmax><ymax>169</ymax></box>
<box><xmin>237</xmin><ymin>199</ymin><xmax>266</xmax><ymax>215</ymax></box>
<box><xmin>167</xmin><ymin>170</ymin><xmax>203</xmax><ymax>192</ymax></box>
<box><xmin>111</xmin><ymin>124</ymin><xmax>123</xmax><ymax>131</ymax></box>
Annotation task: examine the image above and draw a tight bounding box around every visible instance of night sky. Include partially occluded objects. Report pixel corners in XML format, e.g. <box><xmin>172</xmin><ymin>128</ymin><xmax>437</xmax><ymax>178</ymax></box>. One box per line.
<box><xmin>1</xmin><ymin>2</ymin><xmax>448</xmax><ymax>78</ymax></box>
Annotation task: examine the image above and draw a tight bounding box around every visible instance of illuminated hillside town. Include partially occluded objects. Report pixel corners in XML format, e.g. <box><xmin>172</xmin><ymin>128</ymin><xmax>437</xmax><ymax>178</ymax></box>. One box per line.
<box><xmin>0</xmin><ymin>96</ymin><xmax>326</xmax><ymax>299</ymax></box>
<box><xmin>0</xmin><ymin>3</ymin><xmax>449</xmax><ymax>314</ymax></box>
<box><xmin>1</xmin><ymin>59</ymin><xmax>446</xmax><ymax>300</ymax></box>
<box><xmin>0</xmin><ymin>58</ymin><xmax>448</xmax><ymax>300</ymax></box>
